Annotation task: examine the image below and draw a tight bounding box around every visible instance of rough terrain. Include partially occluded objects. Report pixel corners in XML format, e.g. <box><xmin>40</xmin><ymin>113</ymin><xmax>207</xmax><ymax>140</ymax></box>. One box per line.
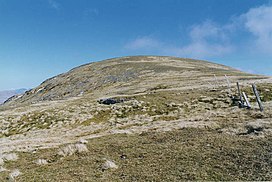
<box><xmin>0</xmin><ymin>56</ymin><xmax>271</xmax><ymax>181</ymax></box>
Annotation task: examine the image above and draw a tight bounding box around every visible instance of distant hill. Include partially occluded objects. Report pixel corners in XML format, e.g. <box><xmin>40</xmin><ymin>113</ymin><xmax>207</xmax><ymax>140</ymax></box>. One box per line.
<box><xmin>3</xmin><ymin>56</ymin><xmax>251</xmax><ymax>106</ymax></box>
<box><xmin>0</xmin><ymin>89</ymin><xmax>27</xmax><ymax>103</ymax></box>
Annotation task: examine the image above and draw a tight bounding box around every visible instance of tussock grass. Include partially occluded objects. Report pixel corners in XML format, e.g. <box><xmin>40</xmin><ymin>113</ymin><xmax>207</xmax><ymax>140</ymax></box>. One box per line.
<box><xmin>101</xmin><ymin>159</ymin><xmax>118</xmax><ymax>170</ymax></box>
<box><xmin>35</xmin><ymin>159</ymin><xmax>48</xmax><ymax>165</ymax></box>
<box><xmin>0</xmin><ymin>128</ymin><xmax>271</xmax><ymax>181</ymax></box>
<box><xmin>58</xmin><ymin>143</ymin><xmax>89</xmax><ymax>157</ymax></box>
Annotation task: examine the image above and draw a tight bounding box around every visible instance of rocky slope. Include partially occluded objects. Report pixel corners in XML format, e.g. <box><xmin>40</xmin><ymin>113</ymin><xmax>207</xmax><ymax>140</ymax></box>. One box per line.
<box><xmin>4</xmin><ymin>56</ymin><xmax>250</xmax><ymax>106</ymax></box>
<box><xmin>0</xmin><ymin>56</ymin><xmax>271</xmax><ymax>181</ymax></box>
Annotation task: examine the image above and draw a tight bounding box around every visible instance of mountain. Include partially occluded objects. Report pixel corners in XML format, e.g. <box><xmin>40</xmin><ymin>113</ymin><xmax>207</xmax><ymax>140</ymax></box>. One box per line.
<box><xmin>0</xmin><ymin>56</ymin><xmax>271</xmax><ymax>181</ymax></box>
<box><xmin>0</xmin><ymin>89</ymin><xmax>27</xmax><ymax>104</ymax></box>
<box><xmin>4</xmin><ymin>56</ymin><xmax>250</xmax><ymax>106</ymax></box>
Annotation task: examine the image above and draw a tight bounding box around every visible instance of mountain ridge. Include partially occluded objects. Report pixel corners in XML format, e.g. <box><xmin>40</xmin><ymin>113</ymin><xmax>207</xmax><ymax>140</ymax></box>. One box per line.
<box><xmin>3</xmin><ymin>56</ymin><xmax>256</xmax><ymax>106</ymax></box>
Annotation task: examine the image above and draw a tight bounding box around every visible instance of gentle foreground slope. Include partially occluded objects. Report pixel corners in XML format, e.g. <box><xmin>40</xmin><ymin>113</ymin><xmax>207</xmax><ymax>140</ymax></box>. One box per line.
<box><xmin>0</xmin><ymin>56</ymin><xmax>271</xmax><ymax>181</ymax></box>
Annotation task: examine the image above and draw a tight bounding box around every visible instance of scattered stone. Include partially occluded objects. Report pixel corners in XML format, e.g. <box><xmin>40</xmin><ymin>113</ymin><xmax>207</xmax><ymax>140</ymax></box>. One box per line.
<box><xmin>78</xmin><ymin>91</ymin><xmax>84</xmax><ymax>96</ymax></box>
<box><xmin>120</xmin><ymin>154</ymin><xmax>127</xmax><ymax>160</ymax></box>
<box><xmin>32</xmin><ymin>149</ymin><xmax>38</xmax><ymax>154</ymax></box>
<box><xmin>78</xmin><ymin>139</ymin><xmax>88</xmax><ymax>144</ymax></box>
<box><xmin>209</xmin><ymin>88</ymin><xmax>218</xmax><ymax>92</ymax></box>
<box><xmin>1</xmin><ymin>153</ymin><xmax>18</xmax><ymax>162</ymax></box>
<box><xmin>58</xmin><ymin>143</ymin><xmax>89</xmax><ymax>157</ymax></box>
<box><xmin>0</xmin><ymin>166</ymin><xmax>6</xmax><ymax>172</ymax></box>
<box><xmin>166</xmin><ymin>102</ymin><xmax>177</xmax><ymax>107</ymax></box>
<box><xmin>131</xmin><ymin>100</ymin><xmax>142</xmax><ymax>108</ymax></box>
<box><xmin>101</xmin><ymin>159</ymin><xmax>118</xmax><ymax>170</ymax></box>
<box><xmin>245</xmin><ymin>123</ymin><xmax>264</xmax><ymax>135</ymax></box>
<box><xmin>98</xmin><ymin>98</ymin><xmax>125</xmax><ymax>105</ymax></box>
<box><xmin>35</xmin><ymin>159</ymin><xmax>48</xmax><ymax>165</ymax></box>
<box><xmin>9</xmin><ymin>169</ymin><xmax>21</xmax><ymax>181</ymax></box>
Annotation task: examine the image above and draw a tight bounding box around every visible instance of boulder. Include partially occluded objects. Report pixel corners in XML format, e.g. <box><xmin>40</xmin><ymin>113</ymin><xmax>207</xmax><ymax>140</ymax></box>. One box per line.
<box><xmin>98</xmin><ymin>98</ymin><xmax>125</xmax><ymax>105</ymax></box>
<box><xmin>101</xmin><ymin>159</ymin><xmax>118</xmax><ymax>170</ymax></box>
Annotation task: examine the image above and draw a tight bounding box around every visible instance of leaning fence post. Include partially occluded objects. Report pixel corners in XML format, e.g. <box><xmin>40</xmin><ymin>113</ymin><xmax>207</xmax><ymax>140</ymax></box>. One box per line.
<box><xmin>242</xmin><ymin>92</ymin><xmax>251</xmax><ymax>109</ymax></box>
<box><xmin>225</xmin><ymin>75</ymin><xmax>231</xmax><ymax>93</ymax></box>
<box><xmin>236</xmin><ymin>82</ymin><xmax>243</xmax><ymax>102</ymax></box>
<box><xmin>252</xmin><ymin>84</ymin><xmax>264</xmax><ymax>112</ymax></box>
<box><xmin>207</xmin><ymin>82</ymin><xmax>213</xmax><ymax>88</ymax></box>
<box><xmin>214</xmin><ymin>74</ymin><xmax>219</xmax><ymax>87</ymax></box>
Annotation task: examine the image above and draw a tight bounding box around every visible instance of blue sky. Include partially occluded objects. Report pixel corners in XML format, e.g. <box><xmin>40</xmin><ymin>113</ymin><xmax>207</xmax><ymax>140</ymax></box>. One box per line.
<box><xmin>0</xmin><ymin>0</ymin><xmax>272</xmax><ymax>90</ymax></box>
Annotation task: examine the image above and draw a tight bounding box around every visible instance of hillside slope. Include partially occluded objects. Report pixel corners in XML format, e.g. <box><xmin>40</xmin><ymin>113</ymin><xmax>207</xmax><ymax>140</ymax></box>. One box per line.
<box><xmin>0</xmin><ymin>56</ymin><xmax>271</xmax><ymax>181</ymax></box>
<box><xmin>4</xmin><ymin>56</ymin><xmax>250</xmax><ymax>106</ymax></box>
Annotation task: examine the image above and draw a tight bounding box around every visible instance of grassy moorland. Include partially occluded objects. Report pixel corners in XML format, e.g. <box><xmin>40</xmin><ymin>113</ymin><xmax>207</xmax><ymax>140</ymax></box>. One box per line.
<box><xmin>0</xmin><ymin>56</ymin><xmax>271</xmax><ymax>181</ymax></box>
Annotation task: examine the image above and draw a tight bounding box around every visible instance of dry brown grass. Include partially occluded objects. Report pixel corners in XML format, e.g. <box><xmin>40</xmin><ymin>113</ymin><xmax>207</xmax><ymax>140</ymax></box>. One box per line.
<box><xmin>0</xmin><ymin>128</ymin><xmax>271</xmax><ymax>181</ymax></box>
<box><xmin>0</xmin><ymin>56</ymin><xmax>271</xmax><ymax>181</ymax></box>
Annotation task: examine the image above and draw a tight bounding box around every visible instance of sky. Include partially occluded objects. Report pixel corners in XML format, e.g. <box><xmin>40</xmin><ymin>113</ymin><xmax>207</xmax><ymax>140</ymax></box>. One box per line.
<box><xmin>0</xmin><ymin>0</ymin><xmax>272</xmax><ymax>90</ymax></box>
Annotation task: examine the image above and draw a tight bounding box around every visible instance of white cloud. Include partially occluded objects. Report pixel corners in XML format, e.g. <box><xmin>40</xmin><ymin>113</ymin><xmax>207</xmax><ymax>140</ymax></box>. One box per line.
<box><xmin>125</xmin><ymin>36</ymin><xmax>163</xmax><ymax>50</ymax></box>
<box><xmin>125</xmin><ymin>21</ymin><xmax>233</xmax><ymax>59</ymax></box>
<box><xmin>173</xmin><ymin>41</ymin><xmax>233</xmax><ymax>58</ymax></box>
<box><xmin>241</xmin><ymin>5</ymin><xmax>272</xmax><ymax>53</ymax></box>
<box><xmin>48</xmin><ymin>0</ymin><xmax>60</xmax><ymax>10</ymax></box>
<box><xmin>189</xmin><ymin>21</ymin><xmax>228</xmax><ymax>42</ymax></box>
<box><xmin>124</xmin><ymin>4</ymin><xmax>272</xmax><ymax>60</ymax></box>
<box><xmin>175</xmin><ymin>21</ymin><xmax>234</xmax><ymax>58</ymax></box>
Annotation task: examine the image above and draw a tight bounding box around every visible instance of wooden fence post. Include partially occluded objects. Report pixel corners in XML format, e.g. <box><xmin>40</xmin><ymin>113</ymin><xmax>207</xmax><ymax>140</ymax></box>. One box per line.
<box><xmin>225</xmin><ymin>75</ymin><xmax>231</xmax><ymax>93</ymax></box>
<box><xmin>242</xmin><ymin>92</ymin><xmax>251</xmax><ymax>109</ymax></box>
<box><xmin>214</xmin><ymin>74</ymin><xmax>219</xmax><ymax>87</ymax></box>
<box><xmin>252</xmin><ymin>84</ymin><xmax>264</xmax><ymax>112</ymax></box>
<box><xmin>236</xmin><ymin>82</ymin><xmax>243</xmax><ymax>102</ymax></box>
